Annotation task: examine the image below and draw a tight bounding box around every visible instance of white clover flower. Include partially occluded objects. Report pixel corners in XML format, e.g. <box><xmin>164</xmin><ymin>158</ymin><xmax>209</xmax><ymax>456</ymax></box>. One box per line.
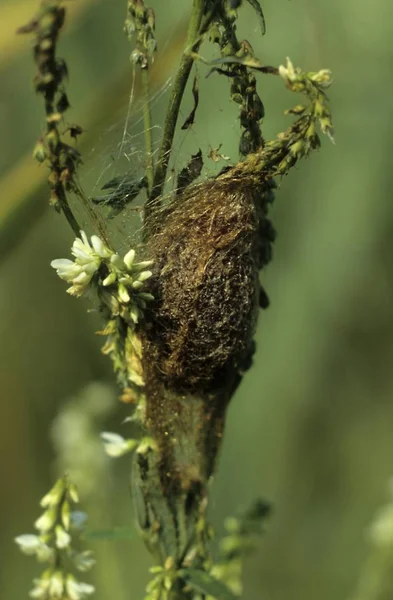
<box><xmin>55</xmin><ymin>524</ymin><xmax>71</xmax><ymax>549</ymax></box>
<box><xmin>100</xmin><ymin>432</ymin><xmax>138</xmax><ymax>457</ymax></box>
<box><xmin>66</xmin><ymin>575</ymin><xmax>95</xmax><ymax>600</ymax></box>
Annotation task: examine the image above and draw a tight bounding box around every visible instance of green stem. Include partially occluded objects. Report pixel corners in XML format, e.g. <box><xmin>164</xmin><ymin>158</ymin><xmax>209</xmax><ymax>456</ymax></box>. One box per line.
<box><xmin>142</xmin><ymin>68</ymin><xmax>154</xmax><ymax>199</ymax></box>
<box><xmin>57</xmin><ymin>187</ymin><xmax>81</xmax><ymax>236</ymax></box>
<box><xmin>147</xmin><ymin>0</ymin><xmax>207</xmax><ymax>215</ymax></box>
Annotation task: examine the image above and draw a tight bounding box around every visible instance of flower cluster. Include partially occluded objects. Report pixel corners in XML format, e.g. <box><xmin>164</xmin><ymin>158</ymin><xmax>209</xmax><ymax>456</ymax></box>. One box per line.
<box><xmin>15</xmin><ymin>476</ymin><xmax>95</xmax><ymax>600</ymax></box>
<box><xmin>51</xmin><ymin>232</ymin><xmax>154</xmax><ymax>326</ymax></box>
<box><xmin>278</xmin><ymin>57</ymin><xmax>334</xmax><ymax>140</ymax></box>
<box><xmin>51</xmin><ymin>232</ymin><xmax>154</xmax><ymax>400</ymax></box>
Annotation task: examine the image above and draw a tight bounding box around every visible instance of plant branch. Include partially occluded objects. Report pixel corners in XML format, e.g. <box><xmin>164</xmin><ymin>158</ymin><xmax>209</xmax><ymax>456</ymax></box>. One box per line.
<box><xmin>18</xmin><ymin>0</ymin><xmax>83</xmax><ymax>237</ymax></box>
<box><xmin>147</xmin><ymin>0</ymin><xmax>211</xmax><ymax>214</ymax></box>
<box><xmin>142</xmin><ymin>69</ymin><xmax>155</xmax><ymax>196</ymax></box>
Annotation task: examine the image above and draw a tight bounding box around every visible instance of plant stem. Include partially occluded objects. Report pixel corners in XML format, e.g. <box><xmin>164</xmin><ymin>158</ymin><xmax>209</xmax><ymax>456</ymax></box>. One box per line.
<box><xmin>57</xmin><ymin>189</ymin><xmax>80</xmax><ymax>236</ymax></box>
<box><xmin>147</xmin><ymin>0</ymin><xmax>207</xmax><ymax>214</ymax></box>
<box><xmin>142</xmin><ymin>68</ymin><xmax>155</xmax><ymax>198</ymax></box>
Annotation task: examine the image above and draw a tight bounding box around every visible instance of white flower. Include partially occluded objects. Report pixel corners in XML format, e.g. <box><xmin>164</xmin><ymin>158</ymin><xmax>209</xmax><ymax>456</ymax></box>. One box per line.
<box><xmin>51</xmin><ymin>233</ymin><xmax>155</xmax><ymax>316</ymax></box>
<box><xmin>110</xmin><ymin>253</ymin><xmax>125</xmax><ymax>269</ymax></box>
<box><xmin>137</xmin><ymin>270</ymin><xmax>153</xmax><ymax>283</ymax></box>
<box><xmin>100</xmin><ymin>432</ymin><xmax>137</xmax><ymax>457</ymax></box>
<box><xmin>90</xmin><ymin>235</ymin><xmax>111</xmax><ymax>258</ymax></box>
<box><xmin>61</xmin><ymin>499</ymin><xmax>71</xmax><ymax>530</ymax></box>
<box><xmin>40</xmin><ymin>478</ymin><xmax>65</xmax><ymax>508</ymax></box>
<box><xmin>29</xmin><ymin>575</ymin><xmax>50</xmax><ymax>599</ymax></box>
<box><xmin>34</xmin><ymin>507</ymin><xmax>56</xmax><ymax>533</ymax></box>
<box><xmin>124</xmin><ymin>248</ymin><xmax>136</xmax><ymax>269</ymax></box>
<box><xmin>51</xmin><ymin>231</ymin><xmax>108</xmax><ymax>297</ymax></box>
<box><xmin>310</xmin><ymin>69</ymin><xmax>332</xmax><ymax>88</ymax></box>
<box><xmin>66</xmin><ymin>575</ymin><xmax>95</xmax><ymax>600</ymax></box>
<box><xmin>102</xmin><ymin>272</ymin><xmax>117</xmax><ymax>287</ymax></box>
<box><xmin>51</xmin><ymin>259</ymin><xmax>83</xmax><ymax>283</ymax></box>
<box><xmin>15</xmin><ymin>534</ymin><xmax>43</xmax><ymax>555</ymax></box>
<box><xmin>49</xmin><ymin>571</ymin><xmax>64</xmax><ymax>599</ymax></box>
<box><xmin>118</xmin><ymin>283</ymin><xmax>131</xmax><ymax>304</ymax></box>
<box><xmin>55</xmin><ymin>525</ymin><xmax>71</xmax><ymax>549</ymax></box>
<box><xmin>279</xmin><ymin>57</ymin><xmax>296</xmax><ymax>82</ymax></box>
<box><xmin>74</xmin><ymin>550</ymin><xmax>96</xmax><ymax>572</ymax></box>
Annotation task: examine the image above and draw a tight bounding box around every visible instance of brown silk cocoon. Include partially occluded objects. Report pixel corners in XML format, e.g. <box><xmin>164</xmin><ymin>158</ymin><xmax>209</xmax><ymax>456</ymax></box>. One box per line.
<box><xmin>143</xmin><ymin>175</ymin><xmax>274</xmax><ymax>395</ymax></box>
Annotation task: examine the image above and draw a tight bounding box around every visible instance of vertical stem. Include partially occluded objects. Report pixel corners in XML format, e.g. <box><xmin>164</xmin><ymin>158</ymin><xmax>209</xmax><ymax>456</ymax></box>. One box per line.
<box><xmin>147</xmin><ymin>0</ymin><xmax>207</xmax><ymax>214</ymax></box>
<box><xmin>142</xmin><ymin>68</ymin><xmax>155</xmax><ymax>197</ymax></box>
<box><xmin>57</xmin><ymin>188</ymin><xmax>80</xmax><ymax>236</ymax></box>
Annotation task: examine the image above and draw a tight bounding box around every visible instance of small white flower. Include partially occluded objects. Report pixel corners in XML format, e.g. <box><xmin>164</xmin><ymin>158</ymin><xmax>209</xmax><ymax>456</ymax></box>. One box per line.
<box><xmin>110</xmin><ymin>253</ymin><xmax>125</xmax><ymax>269</ymax></box>
<box><xmin>74</xmin><ymin>550</ymin><xmax>96</xmax><ymax>572</ymax></box>
<box><xmin>118</xmin><ymin>283</ymin><xmax>131</xmax><ymax>304</ymax></box>
<box><xmin>29</xmin><ymin>575</ymin><xmax>50</xmax><ymax>599</ymax></box>
<box><xmin>68</xmin><ymin>482</ymin><xmax>79</xmax><ymax>504</ymax></box>
<box><xmin>61</xmin><ymin>499</ymin><xmax>71</xmax><ymax>530</ymax></box>
<box><xmin>34</xmin><ymin>508</ymin><xmax>56</xmax><ymax>533</ymax></box>
<box><xmin>310</xmin><ymin>69</ymin><xmax>332</xmax><ymax>88</ymax></box>
<box><xmin>100</xmin><ymin>432</ymin><xmax>137</xmax><ymax>457</ymax></box>
<box><xmin>91</xmin><ymin>235</ymin><xmax>111</xmax><ymax>258</ymax></box>
<box><xmin>15</xmin><ymin>534</ymin><xmax>42</xmax><ymax>555</ymax></box>
<box><xmin>36</xmin><ymin>543</ymin><xmax>54</xmax><ymax>563</ymax></box>
<box><xmin>279</xmin><ymin>57</ymin><xmax>296</xmax><ymax>82</ymax></box>
<box><xmin>51</xmin><ymin>259</ymin><xmax>83</xmax><ymax>283</ymax></box>
<box><xmin>80</xmin><ymin>231</ymin><xmax>90</xmax><ymax>247</ymax></box>
<box><xmin>124</xmin><ymin>248</ymin><xmax>136</xmax><ymax>269</ymax></box>
<box><xmin>55</xmin><ymin>524</ymin><xmax>71</xmax><ymax>549</ymax></box>
<box><xmin>102</xmin><ymin>272</ymin><xmax>117</xmax><ymax>287</ymax></box>
<box><xmin>129</xmin><ymin>305</ymin><xmax>140</xmax><ymax>324</ymax></box>
<box><xmin>137</xmin><ymin>270</ymin><xmax>153</xmax><ymax>283</ymax></box>
<box><xmin>66</xmin><ymin>575</ymin><xmax>95</xmax><ymax>600</ymax></box>
<box><xmin>49</xmin><ymin>571</ymin><xmax>64</xmax><ymax>599</ymax></box>
<box><xmin>71</xmin><ymin>239</ymin><xmax>94</xmax><ymax>262</ymax></box>
<box><xmin>133</xmin><ymin>260</ymin><xmax>154</xmax><ymax>272</ymax></box>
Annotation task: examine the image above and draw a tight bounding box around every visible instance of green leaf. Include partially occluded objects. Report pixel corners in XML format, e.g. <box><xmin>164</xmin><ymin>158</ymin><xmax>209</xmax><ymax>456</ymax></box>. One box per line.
<box><xmin>178</xmin><ymin>569</ymin><xmax>238</xmax><ymax>600</ymax></box>
<box><xmin>83</xmin><ymin>527</ymin><xmax>136</xmax><ymax>541</ymax></box>
<box><xmin>245</xmin><ymin>0</ymin><xmax>266</xmax><ymax>35</ymax></box>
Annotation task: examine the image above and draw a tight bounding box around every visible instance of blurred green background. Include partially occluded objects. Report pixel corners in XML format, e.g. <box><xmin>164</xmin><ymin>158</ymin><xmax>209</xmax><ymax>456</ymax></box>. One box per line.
<box><xmin>1</xmin><ymin>0</ymin><xmax>393</xmax><ymax>598</ymax></box>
